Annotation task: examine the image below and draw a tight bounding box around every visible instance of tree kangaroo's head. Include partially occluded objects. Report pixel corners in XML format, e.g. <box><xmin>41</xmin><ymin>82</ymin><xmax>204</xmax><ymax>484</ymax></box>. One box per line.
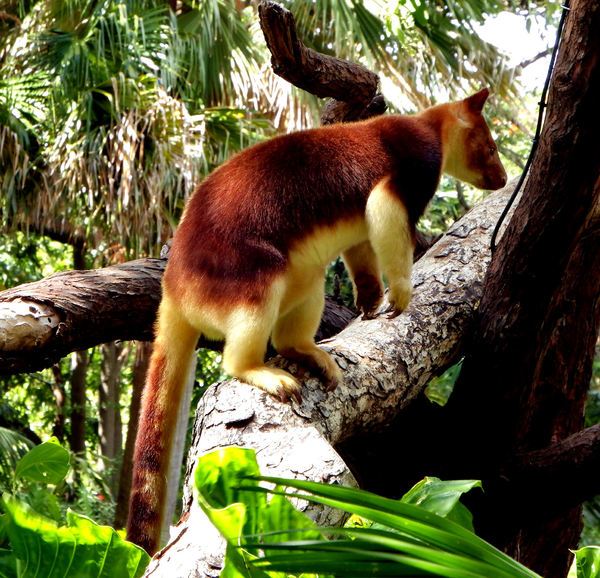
<box><xmin>441</xmin><ymin>88</ymin><xmax>508</xmax><ymax>191</ymax></box>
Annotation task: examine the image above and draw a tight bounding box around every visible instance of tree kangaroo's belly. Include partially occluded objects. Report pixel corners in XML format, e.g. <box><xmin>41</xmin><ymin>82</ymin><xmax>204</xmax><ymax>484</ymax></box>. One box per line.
<box><xmin>279</xmin><ymin>217</ymin><xmax>368</xmax><ymax>316</ymax></box>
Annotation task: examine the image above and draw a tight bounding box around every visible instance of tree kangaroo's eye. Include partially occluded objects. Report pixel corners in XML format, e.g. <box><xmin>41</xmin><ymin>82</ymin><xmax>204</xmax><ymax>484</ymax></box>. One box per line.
<box><xmin>490</xmin><ymin>146</ymin><xmax>497</xmax><ymax>155</ymax></box>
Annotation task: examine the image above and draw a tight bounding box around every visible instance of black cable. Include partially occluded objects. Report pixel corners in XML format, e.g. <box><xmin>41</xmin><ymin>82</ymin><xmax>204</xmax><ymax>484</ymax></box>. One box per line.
<box><xmin>490</xmin><ymin>2</ymin><xmax>571</xmax><ymax>254</ymax></box>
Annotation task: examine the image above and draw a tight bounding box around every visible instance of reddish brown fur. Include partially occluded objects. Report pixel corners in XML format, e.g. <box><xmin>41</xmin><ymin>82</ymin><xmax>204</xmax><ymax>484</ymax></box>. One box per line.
<box><xmin>127</xmin><ymin>90</ymin><xmax>507</xmax><ymax>554</ymax></box>
<box><xmin>165</xmin><ymin>114</ymin><xmax>444</xmax><ymax>306</ymax></box>
<box><xmin>127</xmin><ymin>305</ymin><xmax>199</xmax><ymax>553</ymax></box>
<box><xmin>126</xmin><ymin>350</ymin><xmax>169</xmax><ymax>552</ymax></box>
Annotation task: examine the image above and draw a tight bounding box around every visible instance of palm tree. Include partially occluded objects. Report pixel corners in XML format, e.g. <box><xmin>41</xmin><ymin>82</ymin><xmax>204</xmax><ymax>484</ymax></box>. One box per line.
<box><xmin>0</xmin><ymin>0</ymin><xmax>516</xmax><ymax>256</ymax></box>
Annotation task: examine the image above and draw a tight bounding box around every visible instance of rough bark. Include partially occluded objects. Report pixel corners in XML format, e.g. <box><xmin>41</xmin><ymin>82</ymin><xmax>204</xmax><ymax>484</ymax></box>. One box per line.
<box><xmin>442</xmin><ymin>1</ymin><xmax>600</xmax><ymax>575</ymax></box>
<box><xmin>0</xmin><ymin>259</ymin><xmax>164</xmax><ymax>374</ymax></box>
<box><xmin>142</xmin><ymin>183</ymin><xmax>520</xmax><ymax>576</ymax></box>
<box><xmin>258</xmin><ymin>1</ymin><xmax>385</xmax><ymax>124</ymax></box>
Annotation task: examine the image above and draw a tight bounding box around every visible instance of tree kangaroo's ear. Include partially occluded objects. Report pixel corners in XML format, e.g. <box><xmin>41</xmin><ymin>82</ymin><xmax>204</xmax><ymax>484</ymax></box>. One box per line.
<box><xmin>463</xmin><ymin>88</ymin><xmax>490</xmax><ymax>114</ymax></box>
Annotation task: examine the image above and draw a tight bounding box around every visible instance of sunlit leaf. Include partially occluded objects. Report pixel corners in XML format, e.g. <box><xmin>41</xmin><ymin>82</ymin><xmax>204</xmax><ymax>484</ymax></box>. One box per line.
<box><xmin>574</xmin><ymin>546</ymin><xmax>600</xmax><ymax>578</ymax></box>
<box><xmin>14</xmin><ymin>437</ymin><xmax>70</xmax><ymax>486</ymax></box>
<box><xmin>1</xmin><ymin>496</ymin><xmax>149</xmax><ymax>578</ymax></box>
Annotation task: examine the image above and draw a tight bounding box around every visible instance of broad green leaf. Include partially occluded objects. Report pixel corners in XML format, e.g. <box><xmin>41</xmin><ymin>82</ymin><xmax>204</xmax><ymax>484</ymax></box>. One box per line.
<box><xmin>261</xmin><ymin>493</ymin><xmax>321</xmax><ymax>545</ymax></box>
<box><xmin>195</xmin><ymin>446</ymin><xmax>264</xmax><ymax>539</ymax></box>
<box><xmin>401</xmin><ymin>477</ymin><xmax>481</xmax><ymax>531</ymax></box>
<box><xmin>574</xmin><ymin>546</ymin><xmax>600</xmax><ymax>578</ymax></box>
<box><xmin>0</xmin><ymin>546</ymin><xmax>17</xmax><ymax>578</ymax></box>
<box><xmin>195</xmin><ymin>448</ymin><xmax>321</xmax><ymax>578</ymax></box>
<box><xmin>13</xmin><ymin>439</ymin><xmax>69</xmax><ymax>486</ymax></box>
<box><xmin>194</xmin><ymin>448</ymin><xmax>270</xmax><ymax>577</ymax></box>
<box><xmin>195</xmin><ymin>448</ymin><xmax>541</xmax><ymax>578</ymax></box>
<box><xmin>2</xmin><ymin>496</ymin><xmax>149</xmax><ymax>578</ymax></box>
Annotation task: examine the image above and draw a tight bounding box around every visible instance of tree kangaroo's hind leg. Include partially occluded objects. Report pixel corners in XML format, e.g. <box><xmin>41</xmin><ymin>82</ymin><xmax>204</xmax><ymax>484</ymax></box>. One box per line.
<box><xmin>272</xmin><ymin>277</ymin><xmax>343</xmax><ymax>391</ymax></box>
<box><xmin>342</xmin><ymin>240</ymin><xmax>384</xmax><ymax>318</ymax></box>
<box><xmin>221</xmin><ymin>279</ymin><xmax>302</xmax><ymax>402</ymax></box>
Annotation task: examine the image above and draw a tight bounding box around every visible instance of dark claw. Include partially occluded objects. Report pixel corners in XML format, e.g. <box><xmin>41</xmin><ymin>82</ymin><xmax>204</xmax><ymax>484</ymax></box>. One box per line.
<box><xmin>387</xmin><ymin>308</ymin><xmax>402</xmax><ymax>319</ymax></box>
<box><xmin>383</xmin><ymin>303</ymin><xmax>402</xmax><ymax>319</ymax></box>
<box><xmin>327</xmin><ymin>376</ymin><xmax>339</xmax><ymax>392</ymax></box>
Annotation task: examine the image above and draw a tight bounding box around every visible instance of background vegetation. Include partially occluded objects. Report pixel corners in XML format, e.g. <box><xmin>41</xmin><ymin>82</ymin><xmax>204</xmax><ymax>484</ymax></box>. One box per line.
<box><xmin>0</xmin><ymin>0</ymin><xmax>598</xmax><ymax>572</ymax></box>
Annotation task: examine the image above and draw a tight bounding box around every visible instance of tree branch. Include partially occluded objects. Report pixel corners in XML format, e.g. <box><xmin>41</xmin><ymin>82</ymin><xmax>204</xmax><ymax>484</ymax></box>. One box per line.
<box><xmin>0</xmin><ymin>259</ymin><xmax>164</xmax><ymax>374</ymax></box>
<box><xmin>0</xmin><ymin>259</ymin><xmax>356</xmax><ymax>374</ymax></box>
<box><xmin>508</xmin><ymin>422</ymin><xmax>600</xmax><ymax>513</ymax></box>
<box><xmin>258</xmin><ymin>0</ymin><xmax>385</xmax><ymax>123</ymax></box>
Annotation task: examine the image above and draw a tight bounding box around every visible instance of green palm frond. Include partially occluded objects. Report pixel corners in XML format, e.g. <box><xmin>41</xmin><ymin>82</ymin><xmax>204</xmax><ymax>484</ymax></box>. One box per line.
<box><xmin>0</xmin><ymin>73</ymin><xmax>48</xmax><ymax>140</ymax></box>
<box><xmin>285</xmin><ymin>0</ymin><xmax>395</xmax><ymax>70</ymax></box>
<box><xmin>194</xmin><ymin>447</ymin><xmax>542</xmax><ymax>578</ymax></box>
<box><xmin>246</xmin><ymin>476</ymin><xmax>541</xmax><ymax>578</ymax></box>
<box><xmin>176</xmin><ymin>0</ymin><xmax>262</xmax><ymax>106</ymax></box>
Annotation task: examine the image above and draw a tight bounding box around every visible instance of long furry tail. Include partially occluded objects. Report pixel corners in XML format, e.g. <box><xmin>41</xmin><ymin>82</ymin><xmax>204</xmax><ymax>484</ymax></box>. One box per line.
<box><xmin>126</xmin><ymin>295</ymin><xmax>198</xmax><ymax>554</ymax></box>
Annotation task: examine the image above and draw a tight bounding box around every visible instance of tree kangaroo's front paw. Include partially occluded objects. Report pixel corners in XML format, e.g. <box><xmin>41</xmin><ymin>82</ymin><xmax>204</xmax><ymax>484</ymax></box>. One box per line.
<box><xmin>386</xmin><ymin>279</ymin><xmax>412</xmax><ymax>317</ymax></box>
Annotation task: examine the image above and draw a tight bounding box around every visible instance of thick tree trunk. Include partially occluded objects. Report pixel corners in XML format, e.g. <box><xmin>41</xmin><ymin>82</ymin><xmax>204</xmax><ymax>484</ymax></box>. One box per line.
<box><xmin>69</xmin><ymin>350</ymin><xmax>88</xmax><ymax>455</ymax></box>
<box><xmin>441</xmin><ymin>1</ymin><xmax>600</xmax><ymax>575</ymax></box>
<box><xmin>99</xmin><ymin>341</ymin><xmax>128</xmax><ymax>494</ymax></box>
<box><xmin>50</xmin><ymin>364</ymin><xmax>66</xmax><ymax>442</ymax></box>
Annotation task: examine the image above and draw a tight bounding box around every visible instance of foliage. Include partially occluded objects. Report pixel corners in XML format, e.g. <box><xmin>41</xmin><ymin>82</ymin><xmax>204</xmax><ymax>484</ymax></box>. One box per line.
<box><xmin>0</xmin><ymin>439</ymin><xmax>149</xmax><ymax>577</ymax></box>
<box><xmin>582</xmin><ymin>497</ymin><xmax>600</xmax><ymax>549</ymax></box>
<box><xmin>0</xmin><ymin>0</ymin><xmax>527</xmax><ymax>256</ymax></box>
<box><xmin>0</xmin><ymin>0</ymin><xmax>583</xmax><ymax>571</ymax></box>
<box><xmin>194</xmin><ymin>446</ymin><xmax>543</xmax><ymax>578</ymax></box>
<box><xmin>571</xmin><ymin>546</ymin><xmax>600</xmax><ymax>578</ymax></box>
<box><xmin>0</xmin><ymin>429</ymin><xmax>34</xmax><ymax>491</ymax></box>
<box><xmin>0</xmin><ymin>233</ymin><xmax>72</xmax><ymax>290</ymax></box>
<box><xmin>425</xmin><ymin>359</ymin><xmax>463</xmax><ymax>406</ymax></box>
<box><xmin>384</xmin><ymin>0</ymin><xmax>513</xmax><ymax>107</ymax></box>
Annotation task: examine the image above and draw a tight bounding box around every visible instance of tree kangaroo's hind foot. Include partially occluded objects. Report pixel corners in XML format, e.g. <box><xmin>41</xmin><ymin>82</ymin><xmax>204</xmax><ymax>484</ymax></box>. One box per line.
<box><xmin>232</xmin><ymin>365</ymin><xmax>303</xmax><ymax>403</ymax></box>
<box><xmin>277</xmin><ymin>344</ymin><xmax>342</xmax><ymax>392</ymax></box>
